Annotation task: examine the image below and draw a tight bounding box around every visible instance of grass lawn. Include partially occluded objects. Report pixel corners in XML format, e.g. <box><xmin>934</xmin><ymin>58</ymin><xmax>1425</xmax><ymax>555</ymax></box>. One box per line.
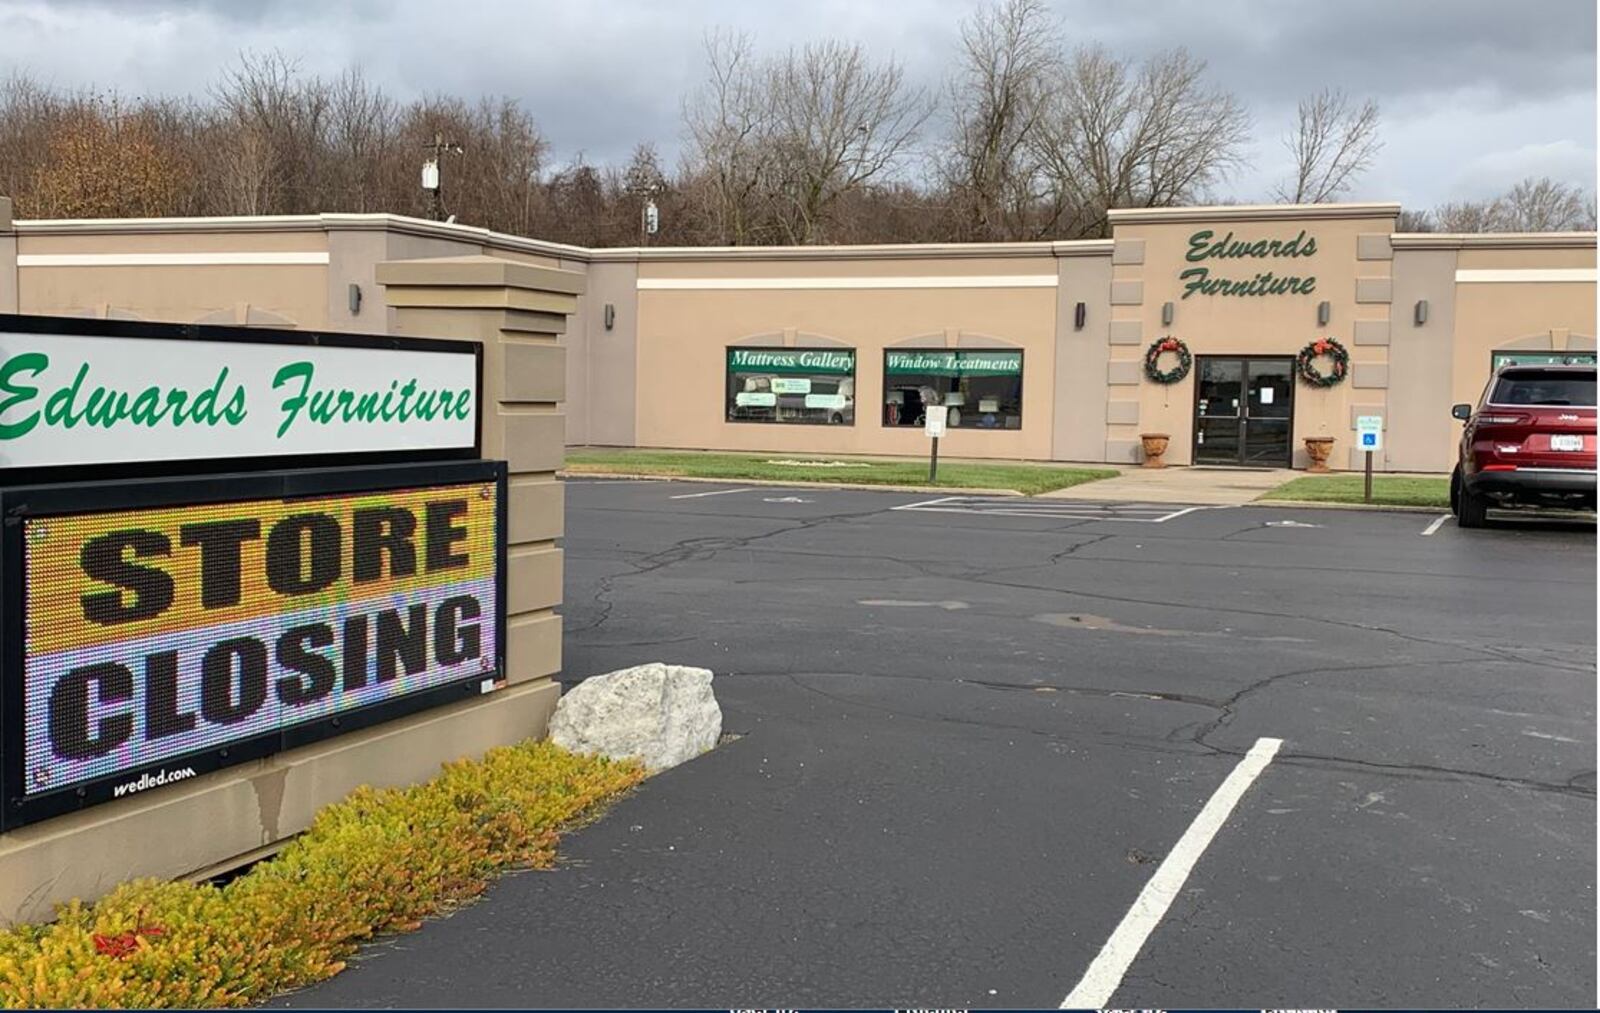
<box><xmin>564</xmin><ymin>449</ymin><xmax>1118</xmax><ymax>496</ymax></box>
<box><xmin>1261</xmin><ymin>474</ymin><xmax>1451</xmax><ymax>508</ymax></box>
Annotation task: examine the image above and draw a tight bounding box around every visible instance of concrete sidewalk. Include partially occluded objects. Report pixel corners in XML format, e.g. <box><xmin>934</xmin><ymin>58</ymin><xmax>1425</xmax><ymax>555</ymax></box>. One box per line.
<box><xmin>1039</xmin><ymin>465</ymin><xmax>1294</xmax><ymax>505</ymax></box>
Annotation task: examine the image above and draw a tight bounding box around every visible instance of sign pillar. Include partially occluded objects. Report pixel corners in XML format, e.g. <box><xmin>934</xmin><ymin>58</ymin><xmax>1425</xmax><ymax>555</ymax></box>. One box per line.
<box><xmin>924</xmin><ymin>404</ymin><xmax>948</xmax><ymax>482</ymax></box>
<box><xmin>378</xmin><ymin>257</ymin><xmax>583</xmax><ymax>689</ymax></box>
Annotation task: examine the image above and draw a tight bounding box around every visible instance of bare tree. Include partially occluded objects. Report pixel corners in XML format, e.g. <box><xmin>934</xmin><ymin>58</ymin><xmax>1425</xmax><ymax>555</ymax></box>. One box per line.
<box><xmin>763</xmin><ymin>40</ymin><xmax>932</xmax><ymax>243</ymax></box>
<box><xmin>1431</xmin><ymin>199</ymin><xmax>1501</xmax><ymax>232</ymax></box>
<box><xmin>681</xmin><ymin>30</ymin><xmax>770</xmax><ymax>244</ymax></box>
<box><xmin>326</xmin><ymin>68</ymin><xmax>396</xmax><ymax>212</ymax></box>
<box><xmin>1273</xmin><ymin>88</ymin><xmax>1381</xmax><ymax>203</ymax></box>
<box><xmin>1394</xmin><ymin>208</ymin><xmax>1434</xmax><ymax>232</ymax></box>
<box><xmin>211</xmin><ymin>51</ymin><xmax>333</xmax><ymax>214</ymax></box>
<box><xmin>938</xmin><ymin>0</ymin><xmax>1058</xmax><ymax>240</ymax></box>
<box><xmin>682</xmin><ymin>32</ymin><xmax>930</xmax><ymax>244</ymax></box>
<box><xmin>1426</xmin><ymin>177</ymin><xmax>1595</xmax><ymax>233</ymax></box>
<box><xmin>1496</xmin><ymin>176</ymin><xmax>1593</xmax><ymax>231</ymax></box>
<box><xmin>1035</xmin><ymin>46</ymin><xmax>1252</xmax><ymax>237</ymax></box>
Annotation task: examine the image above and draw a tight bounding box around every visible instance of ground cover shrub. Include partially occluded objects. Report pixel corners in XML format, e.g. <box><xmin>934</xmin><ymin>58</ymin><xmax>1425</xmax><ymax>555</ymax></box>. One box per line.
<box><xmin>0</xmin><ymin>741</ymin><xmax>644</xmax><ymax>1009</ymax></box>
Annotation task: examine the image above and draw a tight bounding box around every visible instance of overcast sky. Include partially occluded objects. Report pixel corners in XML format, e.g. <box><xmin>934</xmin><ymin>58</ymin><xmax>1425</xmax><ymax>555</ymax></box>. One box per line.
<box><xmin>0</xmin><ymin>0</ymin><xmax>1594</xmax><ymax>210</ymax></box>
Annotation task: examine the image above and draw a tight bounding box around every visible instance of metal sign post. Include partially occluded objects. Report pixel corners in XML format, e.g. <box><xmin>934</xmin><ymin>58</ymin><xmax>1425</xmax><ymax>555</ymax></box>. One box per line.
<box><xmin>1356</xmin><ymin>416</ymin><xmax>1384</xmax><ymax>504</ymax></box>
<box><xmin>924</xmin><ymin>405</ymin><xmax>948</xmax><ymax>482</ymax></box>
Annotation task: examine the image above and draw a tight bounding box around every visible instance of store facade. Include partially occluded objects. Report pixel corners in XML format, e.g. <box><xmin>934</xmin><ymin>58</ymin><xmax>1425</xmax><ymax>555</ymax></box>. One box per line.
<box><xmin>1</xmin><ymin>196</ymin><xmax>1593</xmax><ymax>473</ymax></box>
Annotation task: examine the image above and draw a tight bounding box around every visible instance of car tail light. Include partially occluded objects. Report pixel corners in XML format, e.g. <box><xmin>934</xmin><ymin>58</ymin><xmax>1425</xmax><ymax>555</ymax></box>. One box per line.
<box><xmin>1480</xmin><ymin>463</ymin><xmax>1518</xmax><ymax>471</ymax></box>
<box><xmin>1477</xmin><ymin>413</ymin><xmax>1531</xmax><ymax>425</ymax></box>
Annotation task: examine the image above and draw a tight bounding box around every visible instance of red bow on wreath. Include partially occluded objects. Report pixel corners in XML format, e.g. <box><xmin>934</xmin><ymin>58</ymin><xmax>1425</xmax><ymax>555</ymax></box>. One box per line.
<box><xmin>1312</xmin><ymin>339</ymin><xmax>1328</xmax><ymax>355</ymax></box>
<box><xmin>1160</xmin><ymin>338</ymin><xmax>1180</xmax><ymax>352</ymax></box>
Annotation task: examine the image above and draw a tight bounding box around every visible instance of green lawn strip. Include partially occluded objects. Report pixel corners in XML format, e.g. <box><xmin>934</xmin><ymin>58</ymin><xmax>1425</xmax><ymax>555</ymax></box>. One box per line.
<box><xmin>563</xmin><ymin>450</ymin><xmax>1116</xmax><ymax>496</ymax></box>
<box><xmin>1260</xmin><ymin>474</ymin><xmax>1450</xmax><ymax>508</ymax></box>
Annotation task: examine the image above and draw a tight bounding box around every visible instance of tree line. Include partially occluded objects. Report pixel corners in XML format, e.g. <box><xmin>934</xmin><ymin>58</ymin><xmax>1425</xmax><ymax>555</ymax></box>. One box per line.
<box><xmin>0</xmin><ymin>0</ymin><xmax>1592</xmax><ymax>245</ymax></box>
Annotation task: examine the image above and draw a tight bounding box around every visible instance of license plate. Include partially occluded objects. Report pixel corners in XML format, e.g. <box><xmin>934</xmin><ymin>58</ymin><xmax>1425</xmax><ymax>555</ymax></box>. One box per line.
<box><xmin>1551</xmin><ymin>434</ymin><xmax>1584</xmax><ymax>451</ymax></box>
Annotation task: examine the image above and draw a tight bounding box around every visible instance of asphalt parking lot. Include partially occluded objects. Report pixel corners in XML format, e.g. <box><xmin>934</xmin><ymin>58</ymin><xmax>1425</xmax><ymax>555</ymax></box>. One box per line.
<box><xmin>289</xmin><ymin>478</ymin><xmax>1596</xmax><ymax>1009</ymax></box>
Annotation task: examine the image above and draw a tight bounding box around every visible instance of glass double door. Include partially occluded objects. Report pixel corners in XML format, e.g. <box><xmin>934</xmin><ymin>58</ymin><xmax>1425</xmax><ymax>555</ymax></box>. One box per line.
<box><xmin>1193</xmin><ymin>357</ymin><xmax>1295</xmax><ymax>467</ymax></box>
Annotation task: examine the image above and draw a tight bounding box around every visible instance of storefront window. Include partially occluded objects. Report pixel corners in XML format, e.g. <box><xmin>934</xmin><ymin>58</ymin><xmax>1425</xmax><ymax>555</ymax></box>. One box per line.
<box><xmin>726</xmin><ymin>347</ymin><xmax>856</xmax><ymax>425</ymax></box>
<box><xmin>882</xmin><ymin>349</ymin><xmax>1023</xmax><ymax>430</ymax></box>
<box><xmin>1491</xmin><ymin>351</ymin><xmax>1597</xmax><ymax>369</ymax></box>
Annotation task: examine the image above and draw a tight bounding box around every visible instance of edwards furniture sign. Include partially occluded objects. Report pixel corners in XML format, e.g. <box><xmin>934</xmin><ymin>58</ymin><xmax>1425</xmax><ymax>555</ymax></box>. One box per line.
<box><xmin>1177</xmin><ymin>228</ymin><xmax>1319</xmax><ymax>299</ymax></box>
<box><xmin>0</xmin><ymin>316</ymin><xmax>479</xmax><ymax>470</ymax></box>
<box><xmin>0</xmin><ymin>316</ymin><xmax>503</xmax><ymax>830</ymax></box>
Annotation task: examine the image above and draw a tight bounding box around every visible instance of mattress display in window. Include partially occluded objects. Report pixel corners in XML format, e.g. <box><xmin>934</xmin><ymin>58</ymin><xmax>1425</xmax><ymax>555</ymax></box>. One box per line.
<box><xmin>726</xmin><ymin>348</ymin><xmax>856</xmax><ymax>425</ymax></box>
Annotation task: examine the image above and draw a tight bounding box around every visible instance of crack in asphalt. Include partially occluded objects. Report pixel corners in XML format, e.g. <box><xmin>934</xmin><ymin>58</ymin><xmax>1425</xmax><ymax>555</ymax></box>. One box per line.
<box><xmin>568</xmin><ymin>497</ymin><xmax>1595</xmax><ymax>801</ymax></box>
<box><xmin>577</xmin><ymin>532</ymin><xmax>1594</xmax><ymax>675</ymax></box>
<box><xmin>955</xmin><ymin>568</ymin><xmax>1588</xmax><ymax>672</ymax></box>
<box><xmin>761</xmin><ymin>670</ymin><xmax>1596</xmax><ymax>799</ymax></box>
<box><xmin>566</xmin><ymin>505</ymin><xmax>936</xmax><ymax>632</ymax></box>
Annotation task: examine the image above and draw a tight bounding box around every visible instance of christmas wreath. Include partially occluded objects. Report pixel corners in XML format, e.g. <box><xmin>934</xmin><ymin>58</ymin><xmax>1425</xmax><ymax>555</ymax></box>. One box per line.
<box><xmin>1143</xmin><ymin>336</ymin><xmax>1192</xmax><ymax>385</ymax></box>
<box><xmin>1296</xmin><ymin>336</ymin><xmax>1349</xmax><ymax>387</ymax></box>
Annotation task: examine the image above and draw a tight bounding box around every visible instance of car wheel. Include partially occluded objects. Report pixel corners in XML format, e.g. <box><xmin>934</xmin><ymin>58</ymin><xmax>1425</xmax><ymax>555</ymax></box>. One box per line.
<box><xmin>1457</xmin><ymin>483</ymin><xmax>1488</xmax><ymax>528</ymax></box>
<box><xmin>1449</xmin><ymin>467</ymin><xmax>1461</xmax><ymax>515</ymax></box>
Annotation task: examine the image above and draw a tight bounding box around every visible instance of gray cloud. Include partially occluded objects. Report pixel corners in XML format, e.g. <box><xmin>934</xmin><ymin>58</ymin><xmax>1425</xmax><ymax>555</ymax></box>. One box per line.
<box><xmin>0</xmin><ymin>0</ymin><xmax>1592</xmax><ymax>209</ymax></box>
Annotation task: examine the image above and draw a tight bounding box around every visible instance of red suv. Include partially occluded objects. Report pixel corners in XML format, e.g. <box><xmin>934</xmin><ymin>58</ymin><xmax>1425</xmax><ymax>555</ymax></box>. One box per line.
<box><xmin>1450</xmin><ymin>364</ymin><xmax>1596</xmax><ymax>527</ymax></box>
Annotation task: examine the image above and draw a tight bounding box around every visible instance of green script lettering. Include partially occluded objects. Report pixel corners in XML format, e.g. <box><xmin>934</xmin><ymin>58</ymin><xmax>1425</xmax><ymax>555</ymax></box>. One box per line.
<box><xmin>0</xmin><ymin>352</ymin><xmax>47</xmax><ymax>440</ymax></box>
<box><xmin>272</xmin><ymin>360</ymin><xmax>315</xmax><ymax>438</ymax></box>
<box><xmin>272</xmin><ymin>359</ymin><xmax>473</xmax><ymax>435</ymax></box>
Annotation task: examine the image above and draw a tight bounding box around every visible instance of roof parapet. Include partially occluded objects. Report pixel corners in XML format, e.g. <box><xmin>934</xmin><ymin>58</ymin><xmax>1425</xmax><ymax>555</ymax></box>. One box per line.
<box><xmin>1107</xmin><ymin>202</ymin><xmax>1401</xmax><ymax>225</ymax></box>
<box><xmin>1391</xmin><ymin>231</ymin><xmax>1597</xmax><ymax>251</ymax></box>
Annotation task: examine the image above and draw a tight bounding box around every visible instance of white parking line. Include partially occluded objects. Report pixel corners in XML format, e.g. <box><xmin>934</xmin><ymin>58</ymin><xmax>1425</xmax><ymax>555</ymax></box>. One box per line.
<box><xmin>1060</xmin><ymin>736</ymin><xmax>1283</xmax><ymax>1009</ymax></box>
<box><xmin>1421</xmin><ymin>513</ymin><xmax>1451</xmax><ymax>536</ymax></box>
<box><xmin>668</xmin><ymin>487</ymin><xmax>757</xmax><ymax>500</ymax></box>
<box><xmin>891</xmin><ymin>496</ymin><xmax>965</xmax><ymax>511</ymax></box>
<box><xmin>893</xmin><ymin>497</ymin><xmax>1213</xmax><ymax>523</ymax></box>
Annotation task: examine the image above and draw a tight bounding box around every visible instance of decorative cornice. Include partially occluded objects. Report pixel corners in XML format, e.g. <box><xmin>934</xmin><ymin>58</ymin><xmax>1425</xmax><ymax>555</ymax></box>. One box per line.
<box><xmin>11</xmin><ymin>210</ymin><xmax>1109</xmax><ymax>263</ymax></box>
<box><xmin>13</xmin><ymin>212</ymin><xmax>593</xmax><ymax>261</ymax></box>
<box><xmin>1391</xmin><ymin>232</ymin><xmax>1598</xmax><ymax>251</ymax></box>
<box><xmin>1107</xmin><ymin>202</ymin><xmax>1401</xmax><ymax>225</ymax></box>
<box><xmin>591</xmin><ymin>239</ymin><xmax>1098</xmax><ymax>262</ymax></box>
<box><xmin>13</xmin><ymin>208</ymin><xmax>1593</xmax><ymax>261</ymax></box>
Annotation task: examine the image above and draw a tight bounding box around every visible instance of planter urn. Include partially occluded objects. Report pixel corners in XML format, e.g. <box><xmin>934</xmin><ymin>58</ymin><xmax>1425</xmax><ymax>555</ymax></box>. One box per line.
<box><xmin>1139</xmin><ymin>432</ymin><xmax>1171</xmax><ymax>469</ymax></box>
<box><xmin>1303</xmin><ymin>436</ymin><xmax>1335</xmax><ymax>473</ymax></box>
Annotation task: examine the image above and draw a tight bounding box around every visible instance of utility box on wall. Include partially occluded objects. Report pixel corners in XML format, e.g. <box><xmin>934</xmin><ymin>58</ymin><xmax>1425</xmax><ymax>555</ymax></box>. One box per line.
<box><xmin>0</xmin><ymin>309</ymin><xmax>568</xmax><ymax>926</ymax></box>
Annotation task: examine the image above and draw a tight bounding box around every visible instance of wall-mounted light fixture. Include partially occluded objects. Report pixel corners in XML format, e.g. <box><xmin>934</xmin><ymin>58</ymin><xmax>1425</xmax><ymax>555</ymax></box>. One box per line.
<box><xmin>604</xmin><ymin>303</ymin><xmax>616</xmax><ymax>331</ymax></box>
<box><xmin>348</xmin><ymin>283</ymin><xmax>362</xmax><ymax>316</ymax></box>
<box><xmin>1074</xmin><ymin>302</ymin><xmax>1087</xmax><ymax>330</ymax></box>
<box><xmin>1414</xmin><ymin>299</ymin><xmax>1428</xmax><ymax>326</ymax></box>
<box><xmin>1316</xmin><ymin>301</ymin><xmax>1330</xmax><ymax>326</ymax></box>
<box><xmin>1161</xmin><ymin>301</ymin><xmax>1174</xmax><ymax>326</ymax></box>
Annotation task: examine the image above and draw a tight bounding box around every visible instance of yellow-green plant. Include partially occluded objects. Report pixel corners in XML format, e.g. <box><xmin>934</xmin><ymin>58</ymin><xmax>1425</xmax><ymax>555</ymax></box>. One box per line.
<box><xmin>0</xmin><ymin>741</ymin><xmax>644</xmax><ymax>1009</ymax></box>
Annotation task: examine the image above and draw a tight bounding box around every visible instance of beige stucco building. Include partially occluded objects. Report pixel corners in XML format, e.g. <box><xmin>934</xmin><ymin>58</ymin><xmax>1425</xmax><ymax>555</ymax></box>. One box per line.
<box><xmin>0</xmin><ymin>195</ymin><xmax>1593</xmax><ymax>473</ymax></box>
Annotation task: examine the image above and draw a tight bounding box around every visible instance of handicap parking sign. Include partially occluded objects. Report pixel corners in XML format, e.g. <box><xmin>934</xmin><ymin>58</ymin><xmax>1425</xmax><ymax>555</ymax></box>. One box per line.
<box><xmin>1356</xmin><ymin>415</ymin><xmax>1383</xmax><ymax>452</ymax></box>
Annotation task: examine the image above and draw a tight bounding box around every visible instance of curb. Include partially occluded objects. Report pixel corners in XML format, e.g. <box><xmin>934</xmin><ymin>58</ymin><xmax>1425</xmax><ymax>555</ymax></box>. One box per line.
<box><xmin>1252</xmin><ymin>498</ymin><xmax>1450</xmax><ymax>514</ymax></box>
<box><xmin>558</xmin><ymin>471</ymin><xmax>1028</xmax><ymax>497</ymax></box>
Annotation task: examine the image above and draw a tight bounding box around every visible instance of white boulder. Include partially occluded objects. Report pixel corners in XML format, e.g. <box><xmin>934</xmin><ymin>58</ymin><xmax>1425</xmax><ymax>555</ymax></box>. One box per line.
<box><xmin>548</xmin><ymin>663</ymin><xmax>722</xmax><ymax>771</ymax></box>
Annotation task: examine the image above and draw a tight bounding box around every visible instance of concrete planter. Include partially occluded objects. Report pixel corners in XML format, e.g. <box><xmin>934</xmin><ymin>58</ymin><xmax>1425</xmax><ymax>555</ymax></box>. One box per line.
<box><xmin>1303</xmin><ymin>436</ymin><xmax>1335</xmax><ymax>473</ymax></box>
<box><xmin>1139</xmin><ymin>432</ymin><xmax>1171</xmax><ymax>469</ymax></box>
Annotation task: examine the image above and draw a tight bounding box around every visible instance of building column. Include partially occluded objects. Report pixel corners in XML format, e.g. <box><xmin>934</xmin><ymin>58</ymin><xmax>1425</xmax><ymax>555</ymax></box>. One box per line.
<box><xmin>375</xmin><ymin>255</ymin><xmax>582</xmax><ymax>687</ymax></box>
<box><xmin>0</xmin><ymin>197</ymin><xmax>17</xmax><ymax>313</ymax></box>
